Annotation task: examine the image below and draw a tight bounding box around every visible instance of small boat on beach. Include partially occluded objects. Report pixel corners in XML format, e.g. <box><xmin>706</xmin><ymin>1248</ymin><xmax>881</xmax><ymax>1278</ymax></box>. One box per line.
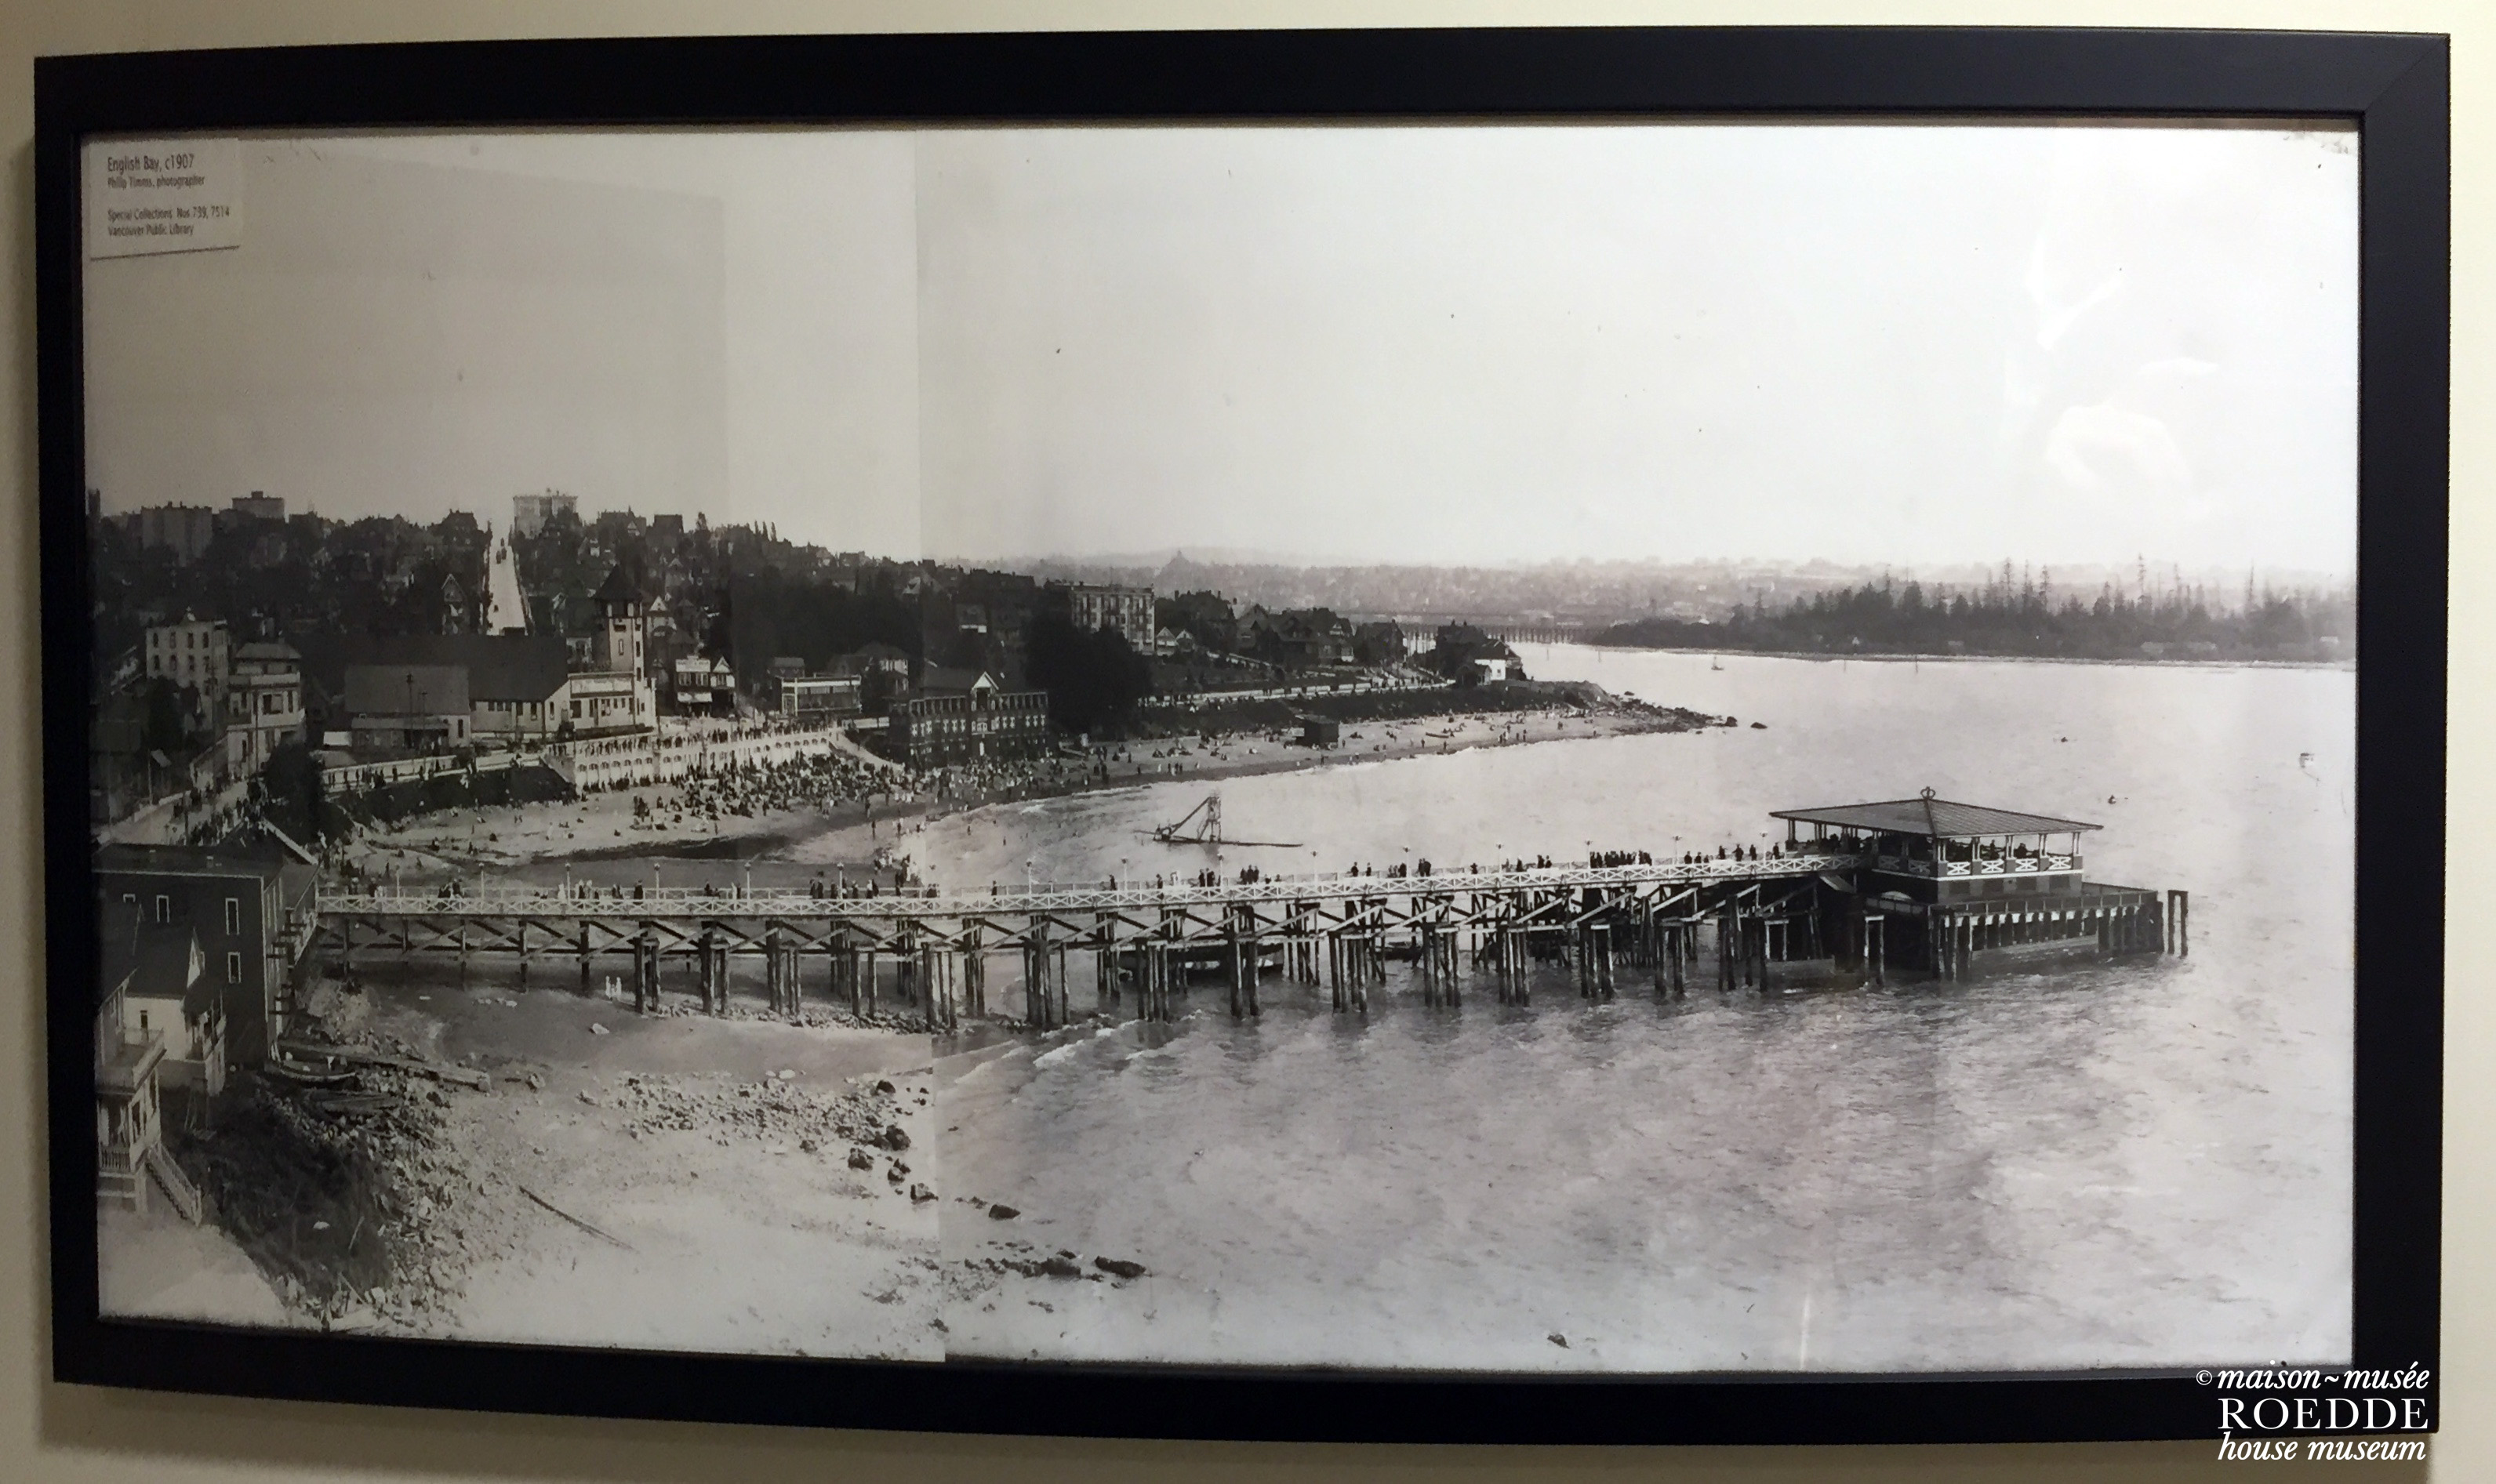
<box><xmin>263</xmin><ymin>1058</ymin><xmax>357</xmax><ymax>1090</ymax></box>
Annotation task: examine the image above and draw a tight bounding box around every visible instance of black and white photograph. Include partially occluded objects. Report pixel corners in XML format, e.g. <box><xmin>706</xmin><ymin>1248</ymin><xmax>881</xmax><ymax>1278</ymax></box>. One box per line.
<box><xmin>78</xmin><ymin>118</ymin><xmax>2356</xmax><ymax>1377</ymax></box>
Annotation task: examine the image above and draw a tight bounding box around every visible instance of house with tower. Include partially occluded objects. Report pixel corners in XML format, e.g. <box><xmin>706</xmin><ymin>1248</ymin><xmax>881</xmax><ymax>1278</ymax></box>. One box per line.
<box><xmin>565</xmin><ymin>561</ymin><xmax>657</xmax><ymax>735</ymax></box>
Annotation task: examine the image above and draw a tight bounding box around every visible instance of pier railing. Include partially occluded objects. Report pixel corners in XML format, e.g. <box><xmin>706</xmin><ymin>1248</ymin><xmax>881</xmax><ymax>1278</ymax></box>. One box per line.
<box><xmin>319</xmin><ymin>854</ymin><xmax>1862</xmax><ymax>921</ymax></box>
<box><xmin>1872</xmin><ymin>852</ymin><xmax>2079</xmax><ymax>879</ymax></box>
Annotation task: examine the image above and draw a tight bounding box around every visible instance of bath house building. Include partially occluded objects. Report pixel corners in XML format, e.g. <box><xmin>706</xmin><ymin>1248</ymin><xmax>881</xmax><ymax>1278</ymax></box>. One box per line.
<box><xmin>1768</xmin><ymin>792</ymin><xmax>2099</xmax><ymax>905</ymax></box>
<box><xmin>888</xmin><ymin>667</ymin><xmax>1051</xmax><ymax>767</ymax></box>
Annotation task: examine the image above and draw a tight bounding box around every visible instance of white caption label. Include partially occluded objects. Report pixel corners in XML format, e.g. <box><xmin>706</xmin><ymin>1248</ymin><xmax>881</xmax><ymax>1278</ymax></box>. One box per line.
<box><xmin>86</xmin><ymin>138</ymin><xmax>243</xmax><ymax>259</ymax></box>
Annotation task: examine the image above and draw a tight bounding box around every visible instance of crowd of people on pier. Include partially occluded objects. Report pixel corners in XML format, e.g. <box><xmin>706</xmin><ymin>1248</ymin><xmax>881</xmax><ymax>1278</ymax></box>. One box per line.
<box><xmin>1341</xmin><ymin>860</ymin><xmax>1444</xmax><ymax>878</ymax></box>
<box><xmin>1673</xmin><ymin>844</ymin><xmax>1795</xmax><ymax>864</ymax></box>
<box><xmin>1185</xmin><ymin>867</ymin><xmax>1268</xmax><ymax>887</ymax></box>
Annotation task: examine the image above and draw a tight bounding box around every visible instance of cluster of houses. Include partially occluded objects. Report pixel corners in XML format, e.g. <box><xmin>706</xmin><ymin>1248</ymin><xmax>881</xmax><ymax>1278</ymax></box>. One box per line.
<box><xmin>1146</xmin><ymin>600</ymin><xmax>1409</xmax><ymax>670</ymax></box>
<box><xmin>92</xmin><ymin>840</ymin><xmax>318</xmax><ymax>1214</ymax></box>
<box><xmin>89</xmin><ymin>563</ymin><xmax>666</xmax><ymax>819</ymax></box>
<box><xmin>1425</xmin><ymin>622</ymin><xmax>1528</xmax><ymax>684</ymax></box>
<box><xmin>296</xmin><ymin>561</ymin><xmax>661</xmax><ymax>753</ymax></box>
<box><xmin>89</xmin><ymin>619</ymin><xmax>313</xmax><ymax>823</ymax></box>
<box><xmin>93</xmin><ymin>492</ymin><xmax>1495</xmax><ymax>829</ymax></box>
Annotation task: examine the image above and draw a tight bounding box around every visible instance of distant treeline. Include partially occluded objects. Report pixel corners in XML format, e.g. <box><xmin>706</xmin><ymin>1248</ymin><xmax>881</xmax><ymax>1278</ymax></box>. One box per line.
<box><xmin>722</xmin><ymin>564</ymin><xmax>920</xmax><ymax>682</ymax></box>
<box><xmin>1592</xmin><ymin>576</ymin><xmax>2352</xmax><ymax>662</ymax></box>
<box><xmin>1161</xmin><ymin>679</ymin><xmax>1683</xmax><ymax>736</ymax></box>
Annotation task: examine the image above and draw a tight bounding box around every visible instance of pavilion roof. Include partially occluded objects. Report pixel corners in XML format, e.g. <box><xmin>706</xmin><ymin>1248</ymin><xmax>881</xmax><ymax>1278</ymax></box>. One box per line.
<box><xmin>1768</xmin><ymin>794</ymin><xmax>2100</xmax><ymax>838</ymax></box>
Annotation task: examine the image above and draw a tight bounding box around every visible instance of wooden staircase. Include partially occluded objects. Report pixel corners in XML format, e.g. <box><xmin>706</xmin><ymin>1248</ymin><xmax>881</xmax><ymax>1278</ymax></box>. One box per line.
<box><xmin>142</xmin><ymin>1145</ymin><xmax>203</xmax><ymax>1225</ymax></box>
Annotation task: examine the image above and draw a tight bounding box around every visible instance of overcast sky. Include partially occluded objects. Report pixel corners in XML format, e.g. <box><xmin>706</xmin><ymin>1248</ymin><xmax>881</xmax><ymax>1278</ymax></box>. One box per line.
<box><xmin>84</xmin><ymin>122</ymin><xmax>2356</xmax><ymax>575</ymax></box>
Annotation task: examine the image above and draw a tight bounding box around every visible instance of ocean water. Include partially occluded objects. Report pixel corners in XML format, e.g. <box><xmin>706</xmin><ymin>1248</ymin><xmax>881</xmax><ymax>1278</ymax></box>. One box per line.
<box><xmin>925</xmin><ymin>646</ymin><xmax>2356</xmax><ymax>1373</ymax></box>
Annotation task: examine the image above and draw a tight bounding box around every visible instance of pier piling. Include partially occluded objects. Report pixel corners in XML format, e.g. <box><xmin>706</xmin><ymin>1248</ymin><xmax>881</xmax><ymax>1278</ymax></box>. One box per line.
<box><xmin>318</xmin><ymin>802</ymin><xmax>2182</xmax><ymax>1041</ymax></box>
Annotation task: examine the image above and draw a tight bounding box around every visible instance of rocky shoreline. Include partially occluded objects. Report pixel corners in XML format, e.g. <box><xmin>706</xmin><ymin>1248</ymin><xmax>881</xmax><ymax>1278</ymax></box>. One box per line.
<box><xmin>115</xmin><ymin>681</ymin><xmax>1712</xmax><ymax>1348</ymax></box>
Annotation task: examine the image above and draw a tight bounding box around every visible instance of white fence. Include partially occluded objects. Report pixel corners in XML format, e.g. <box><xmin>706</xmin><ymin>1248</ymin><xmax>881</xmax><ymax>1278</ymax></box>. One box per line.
<box><xmin>1147</xmin><ymin>670</ymin><xmax>1451</xmax><ymax>711</ymax></box>
<box><xmin>544</xmin><ymin>722</ymin><xmax>882</xmax><ymax>793</ymax></box>
<box><xmin>311</xmin><ymin>722</ymin><xmax>890</xmax><ymax>798</ymax></box>
<box><xmin>322</xmin><ymin>749</ymin><xmax>537</xmax><ymax>792</ymax></box>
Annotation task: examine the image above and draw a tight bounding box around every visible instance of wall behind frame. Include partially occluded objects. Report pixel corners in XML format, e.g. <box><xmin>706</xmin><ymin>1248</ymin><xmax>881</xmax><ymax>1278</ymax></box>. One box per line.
<box><xmin>0</xmin><ymin>2</ymin><xmax>2480</xmax><ymax>1481</ymax></box>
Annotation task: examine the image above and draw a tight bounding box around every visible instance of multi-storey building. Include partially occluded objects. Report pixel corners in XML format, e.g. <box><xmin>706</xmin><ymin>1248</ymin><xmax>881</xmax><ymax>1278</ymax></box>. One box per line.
<box><xmin>101</xmin><ymin>900</ymin><xmax>223</xmax><ymax>1100</ymax></box>
<box><xmin>670</xmin><ymin>656</ymin><xmax>737</xmax><ymax>716</ymax></box>
<box><xmin>888</xmin><ymin>668</ymin><xmax>1051</xmax><ymax>766</ymax></box>
<box><xmin>131</xmin><ymin>504</ymin><xmax>219</xmax><ymax>563</ymax></box>
<box><xmin>779</xmin><ymin>674</ymin><xmax>863</xmax><ymax>723</ymax></box>
<box><xmin>579</xmin><ymin>563</ymin><xmax>656</xmax><ymax>732</ymax></box>
<box><xmin>225</xmin><ymin>641</ymin><xmax>306</xmax><ymax>774</ymax></box>
<box><xmin>510</xmin><ymin>489</ymin><xmax>578</xmax><ymax>537</ymax></box>
<box><xmin>94</xmin><ymin>843</ymin><xmax>317</xmax><ymax>1066</ymax></box>
<box><xmin>144</xmin><ymin>615</ymin><xmax>229</xmax><ymax>696</ymax></box>
<box><xmin>93</xmin><ymin>940</ymin><xmax>167</xmax><ymax>1213</ymax></box>
<box><xmin>563</xmin><ymin>670</ymin><xmax>648</xmax><ymax>734</ymax></box>
<box><xmin>226</xmin><ymin>491</ymin><xmax>285</xmax><ymax>524</ymax></box>
<box><xmin>1054</xmin><ymin>582</ymin><xmax>1156</xmax><ymax>653</ymax></box>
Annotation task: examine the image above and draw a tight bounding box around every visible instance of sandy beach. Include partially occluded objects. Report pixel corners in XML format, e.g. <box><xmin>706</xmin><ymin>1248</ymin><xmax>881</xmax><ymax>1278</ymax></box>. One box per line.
<box><xmin>113</xmin><ymin>687</ymin><xmax>1711</xmax><ymax>1352</ymax></box>
<box><xmin>111</xmin><ymin>967</ymin><xmax>968</xmax><ymax>1357</ymax></box>
<box><xmin>345</xmin><ymin>695</ymin><xmax>1708</xmax><ymax>890</ymax></box>
<box><xmin>359</xmin><ymin>974</ymin><xmax>951</xmax><ymax>1357</ymax></box>
<box><xmin>100</xmin><ymin>1202</ymin><xmax>293</xmax><ymax>1328</ymax></box>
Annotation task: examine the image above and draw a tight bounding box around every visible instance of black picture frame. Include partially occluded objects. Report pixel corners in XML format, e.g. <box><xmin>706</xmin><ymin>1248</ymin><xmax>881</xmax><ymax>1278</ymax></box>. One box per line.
<box><xmin>35</xmin><ymin>25</ymin><xmax>2447</xmax><ymax>1446</ymax></box>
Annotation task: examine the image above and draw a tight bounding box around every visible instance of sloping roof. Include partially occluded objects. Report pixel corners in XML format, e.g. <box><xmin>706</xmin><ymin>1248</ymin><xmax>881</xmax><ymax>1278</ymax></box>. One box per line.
<box><xmin>96</xmin><ymin>905</ymin><xmax>202</xmax><ymax>1012</ymax></box>
<box><xmin>592</xmin><ymin>561</ymin><xmax>644</xmax><ymax>607</ymax></box>
<box><xmin>316</xmin><ymin>634</ymin><xmax>567</xmax><ymax>703</ymax></box>
<box><xmin>1768</xmin><ymin>795</ymin><xmax>2101</xmax><ymax>837</ymax></box>
<box><xmin>96</xmin><ymin>842</ymin><xmax>288</xmax><ymax>880</ymax></box>
<box><xmin>456</xmin><ymin>635</ymin><xmax>568</xmax><ymax>701</ymax></box>
<box><xmin>343</xmin><ymin>663</ymin><xmax>470</xmax><ymax>717</ymax></box>
<box><xmin>919</xmin><ymin>666</ymin><xmax>995</xmax><ymax>696</ymax></box>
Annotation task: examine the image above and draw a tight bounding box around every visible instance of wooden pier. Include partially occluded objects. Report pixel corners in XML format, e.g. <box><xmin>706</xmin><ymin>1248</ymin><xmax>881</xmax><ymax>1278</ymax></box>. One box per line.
<box><xmin>314</xmin><ymin>793</ymin><xmax>2181</xmax><ymax>1030</ymax></box>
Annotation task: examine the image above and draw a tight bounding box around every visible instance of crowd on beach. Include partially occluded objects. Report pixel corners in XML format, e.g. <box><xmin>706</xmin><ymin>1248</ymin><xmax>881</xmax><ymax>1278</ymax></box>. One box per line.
<box><xmin>311</xmin><ymin>690</ymin><xmax>1687</xmax><ymax>887</ymax></box>
<box><xmin>672</xmin><ymin>749</ymin><xmax>896</xmax><ymax>822</ymax></box>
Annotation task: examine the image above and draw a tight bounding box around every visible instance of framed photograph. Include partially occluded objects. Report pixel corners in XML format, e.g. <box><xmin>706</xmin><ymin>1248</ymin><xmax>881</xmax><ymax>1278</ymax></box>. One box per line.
<box><xmin>38</xmin><ymin>27</ymin><xmax>2445</xmax><ymax>1445</ymax></box>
